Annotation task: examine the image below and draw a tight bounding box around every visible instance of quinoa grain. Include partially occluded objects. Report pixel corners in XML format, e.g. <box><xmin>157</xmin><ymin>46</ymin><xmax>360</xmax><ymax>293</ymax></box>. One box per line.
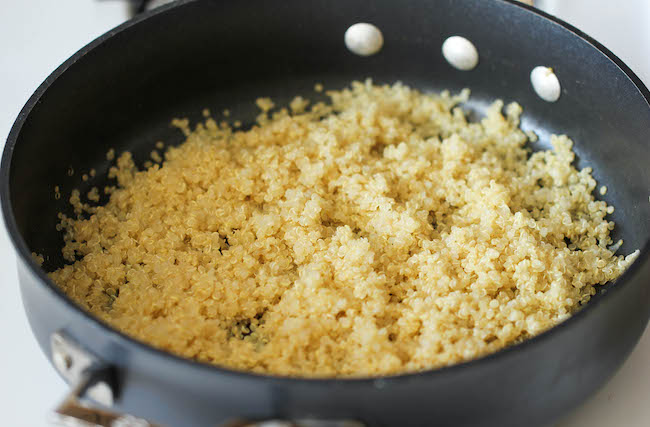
<box><xmin>50</xmin><ymin>81</ymin><xmax>638</xmax><ymax>377</ymax></box>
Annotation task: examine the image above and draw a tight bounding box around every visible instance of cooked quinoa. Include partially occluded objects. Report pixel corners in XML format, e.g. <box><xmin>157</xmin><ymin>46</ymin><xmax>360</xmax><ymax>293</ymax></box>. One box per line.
<box><xmin>50</xmin><ymin>81</ymin><xmax>639</xmax><ymax>377</ymax></box>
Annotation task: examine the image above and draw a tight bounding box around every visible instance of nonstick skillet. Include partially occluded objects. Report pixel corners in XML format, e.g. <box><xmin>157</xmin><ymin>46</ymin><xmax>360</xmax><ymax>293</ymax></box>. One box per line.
<box><xmin>2</xmin><ymin>0</ymin><xmax>650</xmax><ymax>426</ymax></box>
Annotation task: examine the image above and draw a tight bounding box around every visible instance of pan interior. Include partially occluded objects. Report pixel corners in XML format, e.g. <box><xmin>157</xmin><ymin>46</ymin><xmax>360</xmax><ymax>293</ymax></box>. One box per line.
<box><xmin>7</xmin><ymin>0</ymin><xmax>650</xmax><ymax>303</ymax></box>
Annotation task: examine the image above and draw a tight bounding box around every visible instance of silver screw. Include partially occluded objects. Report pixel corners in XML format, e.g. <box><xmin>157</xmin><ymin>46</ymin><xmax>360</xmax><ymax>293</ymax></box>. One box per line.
<box><xmin>442</xmin><ymin>36</ymin><xmax>479</xmax><ymax>71</ymax></box>
<box><xmin>344</xmin><ymin>23</ymin><xmax>384</xmax><ymax>56</ymax></box>
<box><xmin>530</xmin><ymin>66</ymin><xmax>561</xmax><ymax>102</ymax></box>
<box><xmin>52</xmin><ymin>346</ymin><xmax>73</xmax><ymax>373</ymax></box>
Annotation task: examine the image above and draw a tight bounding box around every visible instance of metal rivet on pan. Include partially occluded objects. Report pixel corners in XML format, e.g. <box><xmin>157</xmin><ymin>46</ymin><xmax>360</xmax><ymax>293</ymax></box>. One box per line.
<box><xmin>530</xmin><ymin>66</ymin><xmax>561</xmax><ymax>102</ymax></box>
<box><xmin>51</xmin><ymin>333</ymin><xmax>74</xmax><ymax>373</ymax></box>
<box><xmin>52</xmin><ymin>347</ymin><xmax>73</xmax><ymax>373</ymax></box>
<box><xmin>345</xmin><ymin>23</ymin><xmax>384</xmax><ymax>56</ymax></box>
<box><xmin>442</xmin><ymin>36</ymin><xmax>479</xmax><ymax>71</ymax></box>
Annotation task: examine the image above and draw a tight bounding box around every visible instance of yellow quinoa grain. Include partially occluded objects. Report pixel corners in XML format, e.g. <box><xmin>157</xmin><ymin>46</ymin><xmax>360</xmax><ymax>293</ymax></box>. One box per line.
<box><xmin>87</xmin><ymin>187</ymin><xmax>100</xmax><ymax>202</ymax></box>
<box><xmin>255</xmin><ymin>97</ymin><xmax>274</xmax><ymax>112</ymax></box>
<box><xmin>525</xmin><ymin>130</ymin><xmax>538</xmax><ymax>142</ymax></box>
<box><xmin>50</xmin><ymin>81</ymin><xmax>638</xmax><ymax>377</ymax></box>
<box><xmin>289</xmin><ymin>96</ymin><xmax>309</xmax><ymax>114</ymax></box>
<box><xmin>32</xmin><ymin>252</ymin><xmax>44</xmax><ymax>265</ymax></box>
<box><xmin>150</xmin><ymin>150</ymin><xmax>162</xmax><ymax>163</ymax></box>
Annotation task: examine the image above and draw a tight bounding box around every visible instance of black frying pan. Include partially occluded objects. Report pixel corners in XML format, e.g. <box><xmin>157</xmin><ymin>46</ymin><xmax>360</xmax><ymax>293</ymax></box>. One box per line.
<box><xmin>2</xmin><ymin>1</ymin><xmax>650</xmax><ymax>426</ymax></box>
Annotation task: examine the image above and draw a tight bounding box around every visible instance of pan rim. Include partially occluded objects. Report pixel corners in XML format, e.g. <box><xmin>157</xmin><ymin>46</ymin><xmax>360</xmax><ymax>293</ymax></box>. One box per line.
<box><xmin>2</xmin><ymin>0</ymin><xmax>650</xmax><ymax>386</ymax></box>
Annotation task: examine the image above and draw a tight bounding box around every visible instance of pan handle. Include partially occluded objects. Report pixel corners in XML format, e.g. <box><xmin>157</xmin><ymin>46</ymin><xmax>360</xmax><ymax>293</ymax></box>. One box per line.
<box><xmin>49</xmin><ymin>330</ymin><xmax>159</xmax><ymax>427</ymax></box>
<box><xmin>52</xmin><ymin>369</ymin><xmax>160</xmax><ymax>427</ymax></box>
<box><xmin>49</xmin><ymin>331</ymin><xmax>364</xmax><ymax>427</ymax></box>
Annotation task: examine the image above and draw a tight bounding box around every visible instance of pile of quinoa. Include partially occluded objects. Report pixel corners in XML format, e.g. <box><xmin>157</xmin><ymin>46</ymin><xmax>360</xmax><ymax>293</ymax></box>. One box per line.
<box><xmin>50</xmin><ymin>81</ymin><xmax>639</xmax><ymax>377</ymax></box>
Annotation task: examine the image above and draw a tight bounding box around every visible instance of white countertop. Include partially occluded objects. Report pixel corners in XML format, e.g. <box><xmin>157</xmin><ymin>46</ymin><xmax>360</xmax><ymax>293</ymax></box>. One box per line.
<box><xmin>0</xmin><ymin>1</ymin><xmax>648</xmax><ymax>426</ymax></box>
